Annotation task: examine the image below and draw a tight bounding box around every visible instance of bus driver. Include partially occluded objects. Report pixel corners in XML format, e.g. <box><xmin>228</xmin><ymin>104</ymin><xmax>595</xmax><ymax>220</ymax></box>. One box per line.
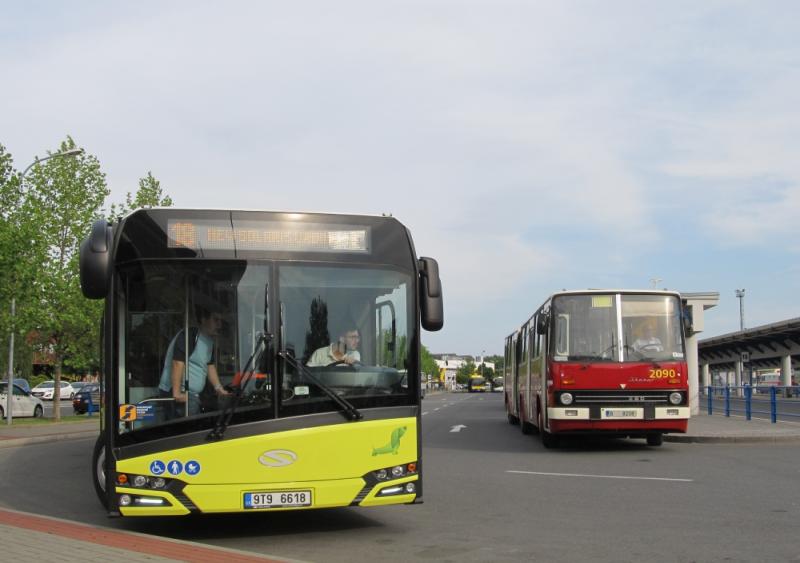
<box><xmin>632</xmin><ymin>322</ymin><xmax>664</xmax><ymax>353</ymax></box>
<box><xmin>307</xmin><ymin>328</ymin><xmax>361</xmax><ymax>367</ymax></box>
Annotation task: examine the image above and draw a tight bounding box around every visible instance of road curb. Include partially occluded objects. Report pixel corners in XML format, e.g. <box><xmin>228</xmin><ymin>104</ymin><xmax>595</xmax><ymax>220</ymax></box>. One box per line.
<box><xmin>0</xmin><ymin>429</ymin><xmax>98</xmax><ymax>449</ymax></box>
<box><xmin>0</xmin><ymin>507</ymin><xmax>302</xmax><ymax>562</ymax></box>
<box><xmin>665</xmin><ymin>434</ymin><xmax>800</xmax><ymax>444</ymax></box>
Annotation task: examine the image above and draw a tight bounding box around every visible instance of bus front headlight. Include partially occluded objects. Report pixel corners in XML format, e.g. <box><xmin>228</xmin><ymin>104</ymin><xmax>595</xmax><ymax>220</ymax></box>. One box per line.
<box><xmin>669</xmin><ymin>392</ymin><xmax>683</xmax><ymax>405</ymax></box>
<box><xmin>560</xmin><ymin>392</ymin><xmax>574</xmax><ymax>406</ymax></box>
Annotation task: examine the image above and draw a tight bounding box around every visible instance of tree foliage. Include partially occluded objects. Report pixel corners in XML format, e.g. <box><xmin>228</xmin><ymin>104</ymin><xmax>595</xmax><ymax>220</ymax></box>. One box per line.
<box><xmin>456</xmin><ymin>359</ymin><xmax>477</xmax><ymax>384</ymax></box>
<box><xmin>420</xmin><ymin>344</ymin><xmax>438</xmax><ymax>378</ymax></box>
<box><xmin>108</xmin><ymin>171</ymin><xmax>173</xmax><ymax>220</ymax></box>
<box><xmin>0</xmin><ymin>136</ymin><xmax>175</xmax><ymax>421</ymax></box>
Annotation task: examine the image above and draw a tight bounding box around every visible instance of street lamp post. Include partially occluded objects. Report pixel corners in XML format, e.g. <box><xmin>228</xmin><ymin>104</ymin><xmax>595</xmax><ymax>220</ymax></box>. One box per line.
<box><xmin>735</xmin><ymin>289</ymin><xmax>745</xmax><ymax>331</ymax></box>
<box><xmin>481</xmin><ymin>349</ymin><xmax>486</xmax><ymax>388</ymax></box>
<box><xmin>6</xmin><ymin>148</ymin><xmax>84</xmax><ymax>425</ymax></box>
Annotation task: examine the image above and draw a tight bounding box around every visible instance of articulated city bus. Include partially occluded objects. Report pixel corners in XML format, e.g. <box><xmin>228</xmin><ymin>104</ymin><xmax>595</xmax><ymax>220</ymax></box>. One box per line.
<box><xmin>504</xmin><ymin>290</ymin><xmax>689</xmax><ymax>448</ymax></box>
<box><xmin>79</xmin><ymin>208</ymin><xmax>443</xmax><ymax>516</ymax></box>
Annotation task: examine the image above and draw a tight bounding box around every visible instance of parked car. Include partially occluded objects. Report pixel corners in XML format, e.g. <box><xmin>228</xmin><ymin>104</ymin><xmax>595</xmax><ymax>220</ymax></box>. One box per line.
<box><xmin>73</xmin><ymin>384</ymin><xmax>101</xmax><ymax>415</ymax></box>
<box><xmin>31</xmin><ymin>380</ymin><xmax>76</xmax><ymax>400</ymax></box>
<box><xmin>70</xmin><ymin>381</ymin><xmax>87</xmax><ymax>393</ymax></box>
<box><xmin>0</xmin><ymin>382</ymin><xmax>45</xmax><ymax>418</ymax></box>
<box><xmin>0</xmin><ymin>378</ymin><xmax>31</xmax><ymax>394</ymax></box>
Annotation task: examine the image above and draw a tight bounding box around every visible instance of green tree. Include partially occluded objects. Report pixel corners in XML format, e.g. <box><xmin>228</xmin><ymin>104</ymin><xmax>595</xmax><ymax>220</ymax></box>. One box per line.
<box><xmin>420</xmin><ymin>345</ymin><xmax>438</xmax><ymax>378</ymax></box>
<box><xmin>477</xmin><ymin>363</ymin><xmax>495</xmax><ymax>380</ymax></box>
<box><xmin>108</xmin><ymin>171</ymin><xmax>173</xmax><ymax>219</ymax></box>
<box><xmin>456</xmin><ymin>359</ymin><xmax>477</xmax><ymax>384</ymax></box>
<box><xmin>24</xmin><ymin>137</ymin><xmax>109</xmax><ymax>420</ymax></box>
<box><xmin>0</xmin><ymin>143</ymin><xmax>40</xmax><ymax>381</ymax></box>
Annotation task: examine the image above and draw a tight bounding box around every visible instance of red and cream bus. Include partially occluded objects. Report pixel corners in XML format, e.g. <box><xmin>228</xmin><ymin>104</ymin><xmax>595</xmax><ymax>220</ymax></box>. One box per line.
<box><xmin>504</xmin><ymin>290</ymin><xmax>689</xmax><ymax>448</ymax></box>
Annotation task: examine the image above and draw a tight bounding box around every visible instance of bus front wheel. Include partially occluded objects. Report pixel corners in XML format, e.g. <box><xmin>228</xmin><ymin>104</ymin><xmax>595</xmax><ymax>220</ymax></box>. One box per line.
<box><xmin>92</xmin><ymin>435</ymin><xmax>109</xmax><ymax>509</ymax></box>
<box><xmin>646</xmin><ymin>433</ymin><xmax>663</xmax><ymax>447</ymax></box>
<box><xmin>538</xmin><ymin>409</ymin><xmax>558</xmax><ymax>449</ymax></box>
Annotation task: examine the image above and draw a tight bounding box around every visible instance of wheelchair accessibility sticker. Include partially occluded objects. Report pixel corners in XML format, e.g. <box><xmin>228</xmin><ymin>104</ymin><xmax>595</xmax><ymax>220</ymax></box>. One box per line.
<box><xmin>148</xmin><ymin>459</ymin><xmax>201</xmax><ymax>476</ymax></box>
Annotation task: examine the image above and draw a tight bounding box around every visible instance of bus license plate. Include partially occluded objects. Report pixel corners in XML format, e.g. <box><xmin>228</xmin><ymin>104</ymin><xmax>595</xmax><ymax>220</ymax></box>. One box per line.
<box><xmin>244</xmin><ymin>490</ymin><xmax>312</xmax><ymax>509</ymax></box>
<box><xmin>602</xmin><ymin>408</ymin><xmax>640</xmax><ymax>419</ymax></box>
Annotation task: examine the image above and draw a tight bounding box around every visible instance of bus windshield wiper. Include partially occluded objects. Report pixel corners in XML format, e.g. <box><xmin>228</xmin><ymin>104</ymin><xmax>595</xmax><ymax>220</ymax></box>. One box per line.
<box><xmin>208</xmin><ymin>280</ymin><xmax>272</xmax><ymax>441</ymax></box>
<box><xmin>207</xmin><ymin>332</ymin><xmax>269</xmax><ymax>441</ymax></box>
<box><xmin>279</xmin><ymin>350</ymin><xmax>363</xmax><ymax>422</ymax></box>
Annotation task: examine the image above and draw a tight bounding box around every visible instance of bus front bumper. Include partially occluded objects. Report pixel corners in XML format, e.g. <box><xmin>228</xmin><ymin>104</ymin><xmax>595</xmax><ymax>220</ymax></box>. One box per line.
<box><xmin>116</xmin><ymin>474</ymin><xmax>419</xmax><ymax>516</ymax></box>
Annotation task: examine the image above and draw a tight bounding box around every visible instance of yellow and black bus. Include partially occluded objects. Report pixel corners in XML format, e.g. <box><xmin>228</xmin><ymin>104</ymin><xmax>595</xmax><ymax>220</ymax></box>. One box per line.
<box><xmin>79</xmin><ymin>209</ymin><xmax>443</xmax><ymax>516</ymax></box>
<box><xmin>467</xmin><ymin>375</ymin><xmax>487</xmax><ymax>393</ymax></box>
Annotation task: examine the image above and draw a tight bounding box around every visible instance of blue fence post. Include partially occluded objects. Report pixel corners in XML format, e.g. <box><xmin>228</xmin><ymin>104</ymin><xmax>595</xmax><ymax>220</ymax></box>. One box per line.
<box><xmin>745</xmin><ymin>385</ymin><xmax>751</xmax><ymax>421</ymax></box>
<box><xmin>707</xmin><ymin>386</ymin><xmax>713</xmax><ymax>415</ymax></box>
<box><xmin>725</xmin><ymin>385</ymin><xmax>730</xmax><ymax>417</ymax></box>
<box><xmin>87</xmin><ymin>392</ymin><xmax>93</xmax><ymax>417</ymax></box>
<box><xmin>770</xmin><ymin>386</ymin><xmax>777</xmax><ymax>423</ymax></box>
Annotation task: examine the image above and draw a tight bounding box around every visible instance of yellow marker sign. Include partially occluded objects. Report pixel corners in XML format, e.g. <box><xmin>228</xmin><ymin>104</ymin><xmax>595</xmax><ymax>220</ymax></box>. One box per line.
<box><xmin>119</xmin><ymin>404</ymin><xmax>137</xmax><ymax>421</ymax></box>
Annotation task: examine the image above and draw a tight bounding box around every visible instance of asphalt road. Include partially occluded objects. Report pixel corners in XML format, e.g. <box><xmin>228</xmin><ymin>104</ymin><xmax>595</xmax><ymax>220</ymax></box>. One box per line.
<box><xmin>1</xmin><ymin>392</ymin><xmax>798</xmax><ymax>562</ymax></box>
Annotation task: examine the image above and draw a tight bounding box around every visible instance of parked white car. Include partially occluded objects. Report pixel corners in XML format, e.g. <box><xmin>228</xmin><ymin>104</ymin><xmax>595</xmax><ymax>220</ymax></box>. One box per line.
<box><xmin>0</xmin><ymin>382</ymin><xmax>45</xmax><ymax>418</ymax></box>
<box><xmin>31</xmin><ymin>380</ymin><xmax>76</xmax><ymax>400</ymax></box>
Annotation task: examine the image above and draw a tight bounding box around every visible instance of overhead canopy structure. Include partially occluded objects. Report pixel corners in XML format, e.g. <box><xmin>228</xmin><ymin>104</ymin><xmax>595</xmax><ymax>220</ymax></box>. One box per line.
<box><xmin>698</xmin><ymin>318</ymin><xmax>800</xmax><ymax>372</ymax></box>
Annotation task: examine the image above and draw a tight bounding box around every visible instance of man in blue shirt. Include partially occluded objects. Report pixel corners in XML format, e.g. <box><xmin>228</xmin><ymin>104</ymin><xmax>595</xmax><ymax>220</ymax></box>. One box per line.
<box><xmin>159</xmin><ymin>305</ymin><xmax>229</xmax><ymax>418</ymax></box>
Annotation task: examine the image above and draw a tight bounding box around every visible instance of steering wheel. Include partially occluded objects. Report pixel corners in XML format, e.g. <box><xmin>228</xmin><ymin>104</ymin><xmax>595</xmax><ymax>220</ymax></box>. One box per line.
<box><xmin>326</xmin><ymin>360</ymin><xmax>362</xmax><ymax>368</ymax></box>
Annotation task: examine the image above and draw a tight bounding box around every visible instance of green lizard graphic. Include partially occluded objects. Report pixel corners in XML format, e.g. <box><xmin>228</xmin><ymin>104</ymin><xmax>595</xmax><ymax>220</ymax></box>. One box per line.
<box><xmin>372</xmin><ymin>426</ymin><xmax>407</xmax><ymax>456</ymax></box>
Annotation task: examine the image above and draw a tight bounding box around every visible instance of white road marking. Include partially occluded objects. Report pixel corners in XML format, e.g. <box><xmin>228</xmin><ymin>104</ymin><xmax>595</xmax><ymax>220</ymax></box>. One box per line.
<box><xmin>506</xmin><ymin>470</ymin><xmax>693</xmax><ymax>482</ymax></box>
<box><xmin>450</xmin><ymin>425</ymin><xmax>467</xmax><ymax>432</ymax></box>
<box><xmin>434</xmin><ymin>408</ymin><xmax>440</xmax><ymax>411</ymax></box>
<box><xmin>422</xmin><ymin>412</ymin><xmax>428</xmax><ymax>416</ymax></box>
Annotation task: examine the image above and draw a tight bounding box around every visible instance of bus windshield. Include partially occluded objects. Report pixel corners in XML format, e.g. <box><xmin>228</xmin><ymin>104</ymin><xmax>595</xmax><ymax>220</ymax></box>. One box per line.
<box><xmin>121</xmin><ymin>260</ymin><xmax>413</xmax><ymax>435</ymax></box>
<box><xmin>551</xmin><ymin>293</ymin><xmax>684</xmax><ymax>363</ymax></box>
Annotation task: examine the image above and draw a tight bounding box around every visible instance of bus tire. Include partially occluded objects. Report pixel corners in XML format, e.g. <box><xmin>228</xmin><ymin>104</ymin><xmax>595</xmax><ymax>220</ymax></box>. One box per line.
<box><xmin>92</xmin><ymin>434</ymin><xmax>109</xmax><ymax>509</ymax></box>
<box><xmin>646</xmin><ymin>433</ymin><xmax>663</xmax><ymax>447</ymax></box>
<box><xmin>521</xmin><ymin>419</ymin><xmax>534</xmax><ymax>435</ymax></box>
<box><xmin>506</xmin><ymin>402</ymin><xmax>519</xmax><ymax>426</ymax></box>
<box><xmin>539</xmin><ymin>409</ymin><xmax>558</xmax><ymax>448</ymax></box>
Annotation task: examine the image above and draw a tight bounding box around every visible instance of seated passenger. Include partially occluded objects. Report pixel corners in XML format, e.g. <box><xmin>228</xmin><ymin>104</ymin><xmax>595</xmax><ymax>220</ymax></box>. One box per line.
<box><xmin>307</xmin><ymin>328</ymin><xmax>361</xmax><ymax>367</ymax></box>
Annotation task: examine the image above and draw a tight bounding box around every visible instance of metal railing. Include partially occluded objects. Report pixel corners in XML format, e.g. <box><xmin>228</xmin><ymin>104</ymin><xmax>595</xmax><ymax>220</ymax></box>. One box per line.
<box><xmin>704</xmin><ymin>385</ymin><xmax>800</xmax><ymax>423</ymax></box>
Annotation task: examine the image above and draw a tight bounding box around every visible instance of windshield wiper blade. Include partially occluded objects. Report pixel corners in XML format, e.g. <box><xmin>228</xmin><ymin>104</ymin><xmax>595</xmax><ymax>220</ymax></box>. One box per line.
<box><xmin>207</xmin><ymin>333</ymin><xmax>269</xmax><ymax>441</ymax></box>
<box><xmin>279</xmin><ymin>350</ymin><xmax>363</xmax><ymax>421</ymax></box>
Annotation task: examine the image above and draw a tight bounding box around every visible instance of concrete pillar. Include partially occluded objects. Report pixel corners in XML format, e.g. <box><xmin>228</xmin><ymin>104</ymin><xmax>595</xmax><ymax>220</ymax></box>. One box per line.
<box><xmin>781</xmin><ymin>355</ymin><xmax>792</xmax><ymax>386</ymax></box>
<box><xmin>702</xmin><ymin>363</ymin><xmax>710</xmax><ymax>391</ymax></box>
<box><xmin>735</xmin><ymin>361</ymin><xmax>743</xmax><ymax>396</ymax></box>
<box><xmin>782</xmin><ymin>355</ymin><xmax>793</xmax><ymax>397</ymax></box>
<box><xmin>686</xmin><ymin>334</ymin><xmax>699</xmax><ymax>415</ymax></box>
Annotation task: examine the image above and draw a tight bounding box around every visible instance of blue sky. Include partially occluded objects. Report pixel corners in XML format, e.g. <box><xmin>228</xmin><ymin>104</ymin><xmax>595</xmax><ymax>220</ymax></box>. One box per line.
<box><xmin>2</xmin><ymin>1</ymin><xmax>799</xmax><ymax>355</ymax></box>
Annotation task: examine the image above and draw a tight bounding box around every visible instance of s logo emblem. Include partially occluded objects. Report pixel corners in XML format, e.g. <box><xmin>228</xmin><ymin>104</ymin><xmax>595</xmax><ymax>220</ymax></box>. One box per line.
<box><xmin>259</xmin><ymin>449</ymin><xmax>297</xmax><ymax>467</ymax></box>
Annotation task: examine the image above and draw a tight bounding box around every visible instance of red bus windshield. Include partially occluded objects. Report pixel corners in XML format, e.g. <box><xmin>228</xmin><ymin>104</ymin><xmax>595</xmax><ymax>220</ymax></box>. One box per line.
<box><xmin>551</xmin><ymin>293</ymin><xmax>685</xmax><ymax>363</ymax></box>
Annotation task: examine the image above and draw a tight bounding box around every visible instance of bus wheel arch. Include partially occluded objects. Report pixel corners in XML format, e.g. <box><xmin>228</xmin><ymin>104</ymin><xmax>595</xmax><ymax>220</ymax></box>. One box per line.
<box><xmin>92</xmin><ymin>434</ymin><xmax>109</xmax><ymax>509</ymax></box>
<box><xmin>538</xmin><ymin>405</ymin><xmax>558</xmax><ymax>448</ymax></box>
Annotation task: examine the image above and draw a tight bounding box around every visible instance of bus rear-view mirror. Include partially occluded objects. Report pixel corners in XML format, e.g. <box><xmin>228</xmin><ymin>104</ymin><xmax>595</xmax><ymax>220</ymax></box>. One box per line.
<box><xmin>418</xmin><ymin>257</ymin><xmax>443</xmax><ymax>331</ymax></box>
